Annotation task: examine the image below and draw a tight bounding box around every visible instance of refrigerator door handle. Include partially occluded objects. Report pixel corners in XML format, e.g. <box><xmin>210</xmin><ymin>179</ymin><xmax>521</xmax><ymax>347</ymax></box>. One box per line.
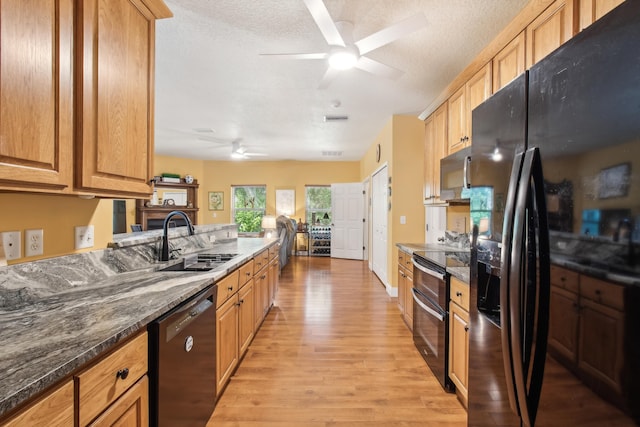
<box><xmin>508</xmin><ymin>147</ymin><xmax>551</xmax><ymax>427</ymax></box>
<box><xmin>500</xmin><ymin>151</ymin><xmax>525</xmax><ymax>418</ymax></box>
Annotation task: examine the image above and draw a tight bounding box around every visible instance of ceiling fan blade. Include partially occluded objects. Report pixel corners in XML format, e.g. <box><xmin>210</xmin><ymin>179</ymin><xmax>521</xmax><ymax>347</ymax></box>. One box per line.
<box><xmin>317</xmin><ymin>67</ymin><xmax>340</xmax><ymax>89</ymax></box>
<box><xmin>260</xmin><ymin>52</ymin><xmax>328</xmax><ymax>60</ymax></box>
<box><xmin>355</xmin><ymin>56</ymin><xmax>404</xmax><ymax>80</ymax></box>
<box><xmin>355</xmin><ymin>13</ymin><xmax>427</xmax><ymax>55</ymax></box>
<box><xmin>302</xmin><ymin>0</ymin><xmax>345</xmax><ymax>47</ymax></box>
<box><xmin>245</xmin><ymin>152</ymin><xmax>268</xmax><ymax>157</ymax></box>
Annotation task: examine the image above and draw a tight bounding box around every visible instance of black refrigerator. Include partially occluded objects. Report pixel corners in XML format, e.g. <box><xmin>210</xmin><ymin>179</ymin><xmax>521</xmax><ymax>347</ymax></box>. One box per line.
<box><xmin>467</xmin><ymin>1</ymin><xmax>640</xmax><ymax>426</ymax></box>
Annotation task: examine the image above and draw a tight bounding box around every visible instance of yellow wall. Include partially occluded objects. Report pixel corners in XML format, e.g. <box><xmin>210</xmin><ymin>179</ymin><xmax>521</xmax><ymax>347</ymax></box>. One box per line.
<box><xmin>359</xmin><ymin>115</ymin><xmax>425</xmax><ymax>290</ymax></box>
<box><xmin>0</xmin><ymin>193</ymin><xmax>113</xmax><ymax>262</ymax></box>
<box><xmin>200</xmin><ymin>160</ymin><xmax>360</xmax><ymax>223</ymax></box>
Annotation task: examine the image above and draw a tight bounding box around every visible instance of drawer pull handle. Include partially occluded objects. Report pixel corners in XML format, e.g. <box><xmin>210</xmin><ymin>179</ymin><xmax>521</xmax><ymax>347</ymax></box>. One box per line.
<box><xmin>228</xmin><ymin>286</ymin><xmax>234</xmax><ymax>291</ymax></box>
<box><xmin>116</xmin><ymin>368</ymin><xmax>129</xmax><ymax>380</ymax></box>
<box><xmin>456</xmin><ymin>291</ymin><xmax>462</xmax><ymax>297</ymax></box>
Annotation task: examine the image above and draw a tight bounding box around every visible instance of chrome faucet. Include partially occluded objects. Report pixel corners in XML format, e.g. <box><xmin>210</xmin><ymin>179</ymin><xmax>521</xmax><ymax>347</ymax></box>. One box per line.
<box><xmin>613</xmin><ymin>218</ymin><xmax>635</xmax><ymax>266</ymax></box>
<box><xmin>160</xmin><ymin>210</ymin><xmax>195</xmax><ymax>261</ymax></box>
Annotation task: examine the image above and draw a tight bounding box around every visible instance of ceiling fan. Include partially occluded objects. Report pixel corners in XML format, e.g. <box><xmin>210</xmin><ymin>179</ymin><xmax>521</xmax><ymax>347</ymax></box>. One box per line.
<box><xmin>261</xmin><ymin>0</ymin><xmax>427</xmax><ymax>88</ymax></box>
<box><xmin>229</xmin><ymin>139</ymin><xmax>267</xmax><ymax>159</ymax></box>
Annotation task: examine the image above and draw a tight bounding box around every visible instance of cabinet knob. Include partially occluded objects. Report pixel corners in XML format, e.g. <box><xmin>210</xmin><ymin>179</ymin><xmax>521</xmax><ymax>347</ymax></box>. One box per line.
<box><xmin>456</xmin><ymin>291</ymin><xmax>462</xmax><ymax>297</ymax></box>
<box><xmin>116</xmin><ymin>368</ymin><xmax>129</xmax><ymax>380</ymax></box>
<box><xmin>464</xmin><ymin>326</ymin><xmax>469</xmax><ymax>332</ymax></box>
<box><xmin>228</xmin><ymin>286</ymin><xmax>234</xmax><ymax>291</ymax></box>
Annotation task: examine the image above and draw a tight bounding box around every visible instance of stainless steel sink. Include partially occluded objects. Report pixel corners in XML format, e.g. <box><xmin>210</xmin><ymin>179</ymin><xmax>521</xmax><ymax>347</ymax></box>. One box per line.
<box><xmin>160</xmin><ymin>253</ymin><xmax>238</xmax><ymax>272</ymax></box>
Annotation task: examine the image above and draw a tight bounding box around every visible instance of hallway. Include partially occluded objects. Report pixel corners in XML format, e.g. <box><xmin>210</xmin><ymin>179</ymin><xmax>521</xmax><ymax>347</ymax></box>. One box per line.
<box><xmin>209</xmin><ymin>256</ymin><xmax>467</xmax><ymax>426</ymax></box>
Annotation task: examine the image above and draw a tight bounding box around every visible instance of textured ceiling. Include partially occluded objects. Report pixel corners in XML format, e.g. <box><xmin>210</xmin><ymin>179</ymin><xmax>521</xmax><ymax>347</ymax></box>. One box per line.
<box><xmin>154</xmin><ymin>0</ymin><xmax>529</xmax><ymax>161</ymax></box>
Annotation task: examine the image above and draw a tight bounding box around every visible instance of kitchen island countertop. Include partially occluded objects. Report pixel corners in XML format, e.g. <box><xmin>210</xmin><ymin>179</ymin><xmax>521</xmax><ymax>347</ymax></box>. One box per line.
<box><xmin>0</xmin><ymin>235</ymin><xmax>276</xmax><ymax>418</ymax></box>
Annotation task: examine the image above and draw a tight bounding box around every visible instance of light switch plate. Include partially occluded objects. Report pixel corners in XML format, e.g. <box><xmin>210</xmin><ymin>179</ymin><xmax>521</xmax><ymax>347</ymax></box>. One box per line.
<box><xmin>1</xmin><ymin>231</ymin><xmax>22</xmax><ymax>260</ymax></box>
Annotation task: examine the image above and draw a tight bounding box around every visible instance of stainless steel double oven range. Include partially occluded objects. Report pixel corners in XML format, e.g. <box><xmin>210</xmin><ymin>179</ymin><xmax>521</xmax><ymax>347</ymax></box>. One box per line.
<box><xmin>411</xmin><ymin>249</ymin><xmax>469</xmax><ymax>392</ymax></box>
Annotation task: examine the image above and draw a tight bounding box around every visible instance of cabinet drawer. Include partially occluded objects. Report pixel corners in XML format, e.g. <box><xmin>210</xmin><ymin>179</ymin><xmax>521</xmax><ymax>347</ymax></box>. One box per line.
<box><xmin>268</xmin><ymin>244</ymin><xmax>278</xmax><ymax>260</ymax></box>
<box><xmin>551</xmin><ymin>264</ymin><xmax>579</xmax><ymax>293</ymax></box>
<box><xmin>398</xmin><ymin>250</ymin><xmax>406</xmax><ymax>265</ymax></box>
<box><xmin>450</xmin><ymin>276</ymin><xmax>470</xmax><ymax>312</ymax></box>
<box><xmin>253</xmin><ymin>250</ymin><xmax>269</xmax><ymax>274</ymax></box>
<box><xmin>76</xmin><ymin>332</ymin><xmax>148</xmax><ymax>427</ymax></box>
<box><xmin>216</xmin><ymin>270</ymin><xmax>240</xmax><ymax>307</ymax></box>
<box><xmin>238</xmin><ymin>260</ymin><xmax>254</xmax><ymax>286</ymax></box>
<box><xmin>580</xmin><ymin>276</ymin><xmax>624</xmax><ymax>311</ymax></box>
<box><xmin>1</xmin><ymin>380</ymin><xmax>74</xmax><ymax>427</ymax></box>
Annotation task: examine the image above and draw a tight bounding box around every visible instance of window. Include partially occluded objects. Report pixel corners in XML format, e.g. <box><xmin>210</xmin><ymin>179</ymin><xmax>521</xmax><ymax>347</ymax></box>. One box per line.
<box><xmin>232</xmin><ymin>185</ymin><xmax>266</xmax><ymax>232</ymax></box>
<box><xmin>464</xmin><ymin>186</ymin><xmax>493</xmax><ymax>237</ymax></box>
<box><xmin>305</xmin><ymin>186</ymin><xmax>331</xmax><ymax>225</ymax></box>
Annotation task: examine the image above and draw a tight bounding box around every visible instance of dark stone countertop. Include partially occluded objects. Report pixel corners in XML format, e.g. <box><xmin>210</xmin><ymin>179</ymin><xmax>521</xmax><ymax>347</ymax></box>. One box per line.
<box><xmin>396</xmin><ymin>243</ymin><xmax>470</xmax><ymax>284</ymax></box>
<box><xmin>0</xmin><ymin>236</ymin><xmax>276</xmax><ymax>417</ymax></box>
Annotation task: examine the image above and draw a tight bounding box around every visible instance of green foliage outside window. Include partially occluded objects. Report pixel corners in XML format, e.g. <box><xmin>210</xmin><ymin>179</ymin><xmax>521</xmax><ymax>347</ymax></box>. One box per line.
<box><xmin>232</xmin><ymin>186</ymin><xmax>266</xmax><ymax>232</ymax></box>
<box><xmin>305</xmin><ymin>186</ymin><xmax>331</xmax><ymax>225</ymax></box>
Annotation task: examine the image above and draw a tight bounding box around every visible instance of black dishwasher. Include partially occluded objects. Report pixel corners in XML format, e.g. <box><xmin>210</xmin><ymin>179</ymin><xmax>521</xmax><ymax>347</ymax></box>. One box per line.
<box><xmin>149</xmin><ymin>283</ymin><xmax>217</xmax><ymax>427</ymax></box>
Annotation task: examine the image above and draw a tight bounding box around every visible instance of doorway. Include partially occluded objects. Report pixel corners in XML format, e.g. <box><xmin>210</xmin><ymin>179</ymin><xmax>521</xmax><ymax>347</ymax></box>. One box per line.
<box><xmin>330</xmin><ymin>182</ymin><xmax>364</xmax><ymax>260</ymax></box>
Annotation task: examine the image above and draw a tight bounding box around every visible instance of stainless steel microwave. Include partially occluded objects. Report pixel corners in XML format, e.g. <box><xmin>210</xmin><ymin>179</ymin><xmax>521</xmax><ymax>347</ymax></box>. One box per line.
<box><xmin>440</xmin><ymin>146</ymin><xmax>471</xmax><ymax>203</ymax></box>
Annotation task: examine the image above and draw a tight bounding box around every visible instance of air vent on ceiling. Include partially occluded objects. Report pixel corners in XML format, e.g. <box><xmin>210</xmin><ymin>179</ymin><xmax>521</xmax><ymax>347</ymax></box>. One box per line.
<box><xmin>323</xmin><ymin>115</ymin><xmax>349</xmax><ymax>122</ymax></box>
<box><xmin>322</xmin><ymin>151</ymin><xmax>343</xmax><ymax>157</ymax></box>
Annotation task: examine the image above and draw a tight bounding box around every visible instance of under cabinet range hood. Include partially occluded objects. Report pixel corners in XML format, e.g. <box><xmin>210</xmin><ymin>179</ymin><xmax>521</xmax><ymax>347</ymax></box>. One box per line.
<box><xmin>440</xmin><ymin>147</ymin><xmax>471</xmax><ymax>203</ymax></box>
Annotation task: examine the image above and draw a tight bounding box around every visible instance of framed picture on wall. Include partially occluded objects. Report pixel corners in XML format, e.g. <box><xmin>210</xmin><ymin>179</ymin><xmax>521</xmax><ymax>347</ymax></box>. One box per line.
<box><xmin>598</xmin><ymin>163</ymin><xmax>630</xmax><ymax>199</ymax></box>
<box><xmin>208</xmin><ymin>191</ymin><xmax>224</xmax><ymax>210</ymax></box>
<box><xmin>275</xmin><ymin>189</ymin><xmax>295</xmax><ymax>217</ymax></box>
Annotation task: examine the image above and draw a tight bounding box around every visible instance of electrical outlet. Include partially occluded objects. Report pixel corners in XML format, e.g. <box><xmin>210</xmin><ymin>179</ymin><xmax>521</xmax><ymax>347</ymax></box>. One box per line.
<box><xmin>1</xmin><ymin>231</ymin><xmax>22</xmax><ymax>260</ymax></box>
<box><xmin>75</xmin><ymin>225</ymin><xmax>95</xmax><ymax>250</ymax></box>
<box><xmin>25</xmin><ymin>229</ymin><xmax>44</xmax><ymax>257</ymax></box>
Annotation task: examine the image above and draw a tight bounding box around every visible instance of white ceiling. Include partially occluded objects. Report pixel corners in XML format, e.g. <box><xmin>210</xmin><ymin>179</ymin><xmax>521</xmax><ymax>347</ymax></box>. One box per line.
<box><xmin>154</xmin><ymin>0</ymin><xmax>529</xmax><ymax>161</ymax></box>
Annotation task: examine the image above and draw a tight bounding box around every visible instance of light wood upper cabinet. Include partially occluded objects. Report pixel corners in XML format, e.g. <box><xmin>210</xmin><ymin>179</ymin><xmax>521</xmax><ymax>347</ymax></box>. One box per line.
<box><xmin>526</xmin><ymin>0</ymin><xmax>577</xmax><ymax>68</ymax></box>
<box><xmin>0</xmin><ymin>0</ymin><xmax>74</xmax><ymax>192</ymax></box>
<box><xmin>76</xmin><ymin>0</ymin><xmax>171</xmax><ymax>197</ymax></box>
<box><xmin>425</xmin><ymin>103</ymin><xmax>447</xmax><ymax>202</ymax></box>
<box><xmin>448</xmin><ymin>63</ymin><xmax>492</xmax><ymax>155</ymax></box>
<box><xmin>493</xmin><ymin>31</ymin><xmax>526</xmax><ymax>92</ymax></box>
<box><xmin>579</xmin><ymin>0</ymin><xmax>624</xmax><ymax>30</ymax></box>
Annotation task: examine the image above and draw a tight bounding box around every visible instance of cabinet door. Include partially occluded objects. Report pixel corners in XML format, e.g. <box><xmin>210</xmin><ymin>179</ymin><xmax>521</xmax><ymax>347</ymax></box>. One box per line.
<box><xmin>238</xmin><ymin>280</ymin><xmax>255</xmax><ymax>356</ymax></box>
<box><xmin>448</xmin><ymin>301</ymin><xmax>469</xmax><ymax>407</ymax></box>
<box><xmin>397</xmin><ymin>265</ymin><xmax>406</xmax><ymax>315</ymax></box>
<box><xmin>423</xmin><ymin>115</ymin><xmax>436</xmax><ymax>200</ymax></box>
<box><xmin>465</xmin><ymin>63</ymin><xmax>492</xmax><ymax>146</ymax></box>
<box><xmin>0</xmin><ymin>380</ymin><xmax>74</xmax><ymax>427</ymax></box>
<box><xmin>578</xmin><ymin>298</ymin><xmax>624</xmax><ymax>394</ymax></box>
<box><xmin>254</xmin><ymin>271</ymin><xmax>268</xmax><ymax>330</ymax></box>
<box><xmin>432</xmin><ymin>103</ymin><xmax>447</xmax><ymax>199</ymax></box>
<box><xmin>548</xmin><ymin>285</ymin><xmax>579</xmax><ymax>363</ymax></box>
<box><xmin>216</xmin><ymin>295</ymin><xmax>239</xmax><ymax>394</ymax></box>
<box><xmin>493</xmin><ymin>31</ymin><xmax>525</xmax><ymax>91</ymax></box>
<box><xmin>526</xmin><ymin>0</ymin><xmax>576</xmax><ymax>68</ymax></box>
<box><xmin>88</xmin><ymin>375</ymin><xmax>148</xmax><ymax>427</ymax></box>
<box><xmin>76</xmin><ymin>0</ymin><xmax>166</xmax><ymax>196</ymax></box>
<box><xmin>0</xmin><ymin>0</ymin><xmax>73</xmax><ymax>192</ymax></box>
<box><xmin>579</xmin><ymin>0</ymin><xmax>624</xmax><ymax>31</ymax></box>
<box><xmin>447</xmin><ymin>86</ymin><xmax>466</xmax><ymax>155</ymax></box>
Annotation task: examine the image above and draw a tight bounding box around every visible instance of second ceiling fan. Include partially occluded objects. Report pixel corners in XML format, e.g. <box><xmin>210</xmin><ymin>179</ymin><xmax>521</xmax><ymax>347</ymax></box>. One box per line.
<box><xmin>261</xmin><ymin>0</ymin><xmax>427</xmax><ymax>88</ymax></box>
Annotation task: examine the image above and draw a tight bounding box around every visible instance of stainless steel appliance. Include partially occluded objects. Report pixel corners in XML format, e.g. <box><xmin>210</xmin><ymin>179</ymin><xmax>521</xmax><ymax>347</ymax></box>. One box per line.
<box><xmin>440</xmin><ymin>146</ymin><xmax>471</xmax><ymax>202</ymax></box>
<box><xmin>149</xmin><ymin>284</ymin><xmax>217</xmax><ymax>427</ymax></box>
<box><xmin>468</xmin><ymin>2</ymin><xmax>640</xmax><ymax>425</ymax></box>
<box><xmin>412</xmin><ymin>250</ymin><xmax>470</xmax><ymax>392</ymax></box>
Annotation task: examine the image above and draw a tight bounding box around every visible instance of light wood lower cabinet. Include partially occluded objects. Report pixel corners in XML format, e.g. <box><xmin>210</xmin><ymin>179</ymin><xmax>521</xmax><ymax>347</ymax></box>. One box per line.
<box><xmin>216</xmin><ymin>291</ymin><xmax>240</xmax><ymax>394</ymax></box>
<box><xmin>397</xmin><ymin>250</ymin><xmax>414</xmax><ymax>330</ymax></box>
<box><xmin>548</xmin><ymin>265</ymin><xmax>626</xmax><ymax>398</ymax></box>
<box><xmin>238</xmin><ymin>279</ymin><xmax>255</xmax><ymax>356</ymax></box>
<box><xmin>448</xmin><ymin>276</ymin><xmax>469</xmax><ymax>408</ymax></box>
<box><xmin>0</xmin><ymin>380</ymin><xmax>74</xmax><ymax>427</ymax></box>
<box><xmin>88</xmin><ymin>375</ymin><xmax>148</xmax><ymax>427</ymax></box>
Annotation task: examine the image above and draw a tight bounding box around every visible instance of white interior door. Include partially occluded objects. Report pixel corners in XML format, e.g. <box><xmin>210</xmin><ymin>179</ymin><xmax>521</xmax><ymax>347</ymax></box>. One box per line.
<box><xmin>425</xmin><ymin>205</ymin><xmax>446</xmax><ymax>244</ymax></box>
<box><xmin>331</xmin><ymin>183</ymin><xmax>364</xmax><ymax>260</ymax></box>
<box><xmin>371</xmin><ymin>166</ymin><xmax>388</xmax><ymax>285</ymax></box>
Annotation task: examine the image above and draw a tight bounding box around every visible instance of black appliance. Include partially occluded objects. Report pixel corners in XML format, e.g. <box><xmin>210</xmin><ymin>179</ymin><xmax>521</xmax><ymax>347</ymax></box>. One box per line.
<box><xmin>412</xmin><ymin>250</ymin><xmax>470</xmax><ymax>392</ymax></box>
<box><xmin>468</xmin><ymin>2</ymin><xmax>640</xmax><ymax>426</ymax></box>
<box><xmin>149</xmin><ymin>284</ymin><xmax>217</xmax><ymax>427</ymax></box>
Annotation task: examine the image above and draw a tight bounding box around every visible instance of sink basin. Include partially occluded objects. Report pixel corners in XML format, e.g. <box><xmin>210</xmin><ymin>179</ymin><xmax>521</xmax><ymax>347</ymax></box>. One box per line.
<box><xmin>160</xmin><ymin>253</ymin><xmax>238</xmax><ymax>272</ymax></box>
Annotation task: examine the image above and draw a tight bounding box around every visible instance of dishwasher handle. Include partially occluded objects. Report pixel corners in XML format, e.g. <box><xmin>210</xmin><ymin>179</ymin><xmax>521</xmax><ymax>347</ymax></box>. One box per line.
<box><xmin>164</xmin><ymin>287</ymin><xmax>215</xmax><ymax>342</ymax></box>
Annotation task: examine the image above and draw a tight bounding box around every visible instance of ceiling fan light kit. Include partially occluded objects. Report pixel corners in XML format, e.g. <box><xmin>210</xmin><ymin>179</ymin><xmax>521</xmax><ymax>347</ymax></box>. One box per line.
<box><xmin>328</xmin><ymin>46</ymin><xmax>358</xmax><ymax>70</ymax></box>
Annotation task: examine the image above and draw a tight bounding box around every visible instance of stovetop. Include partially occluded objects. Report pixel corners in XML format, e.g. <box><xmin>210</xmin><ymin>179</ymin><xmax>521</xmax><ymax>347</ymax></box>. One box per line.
<box><xmin>413</xmin><ymin>250</ymin><xmax>471</xmax><ymax>270</ymax></box>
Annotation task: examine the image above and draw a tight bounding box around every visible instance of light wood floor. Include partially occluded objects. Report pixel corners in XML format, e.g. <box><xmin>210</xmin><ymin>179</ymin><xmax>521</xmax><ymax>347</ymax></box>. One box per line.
<box><xmin>208</xmin><ymin>256</ymin><xmax>467</xmax><ymax>426</ymax></box>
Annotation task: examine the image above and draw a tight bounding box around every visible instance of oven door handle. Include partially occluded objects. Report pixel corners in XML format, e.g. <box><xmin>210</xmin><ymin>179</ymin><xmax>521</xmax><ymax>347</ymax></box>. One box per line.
<box><xmin>412</xmin><ymin>259</ymin><xmax>446</xmax><ymax>281</ymax></box>
<box><xmin>411</xmin><ymin>288</ymin><xmax>445</xmax><ymax>322</ymax></box>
